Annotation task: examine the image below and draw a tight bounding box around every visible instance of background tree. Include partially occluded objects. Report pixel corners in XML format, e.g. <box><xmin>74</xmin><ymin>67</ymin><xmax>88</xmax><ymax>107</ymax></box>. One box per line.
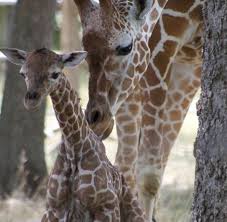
<box><xmin>0</xmin><ymin>0</ymin><xmax>56</xmax><ymax>198</ymax></box>
<box><xmin>192</xmin><ymin>0</ymin><xmax>227</xmax><ymax>221</ymax></box>
<box><xmin>61</xmin><ymin>0</ymin><xmax>81</xmax><ymax>89</ymax></box>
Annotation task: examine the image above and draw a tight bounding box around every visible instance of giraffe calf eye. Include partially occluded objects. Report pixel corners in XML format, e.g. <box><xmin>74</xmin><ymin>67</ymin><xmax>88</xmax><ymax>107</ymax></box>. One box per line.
<box><xmin>51</xmin><ymin>72</ymin><xmax>60</xmax><ymax>79</ymax></box>
<box><xmin>116</xmin><ymin>42</ymin><xmax>133</xmax><ymax>56</ymax></box>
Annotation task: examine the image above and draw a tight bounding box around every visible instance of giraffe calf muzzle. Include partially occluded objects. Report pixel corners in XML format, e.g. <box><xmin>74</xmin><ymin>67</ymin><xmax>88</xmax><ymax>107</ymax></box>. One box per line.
<box><xmin>26</xmin><ymin>91</ymin><xmax>40</xmax><ymax>100</ymax></box>
<box><xmin>24</xmin><ymin>91</ymin><xmax>42</xmax><ymax>111</ymax></box>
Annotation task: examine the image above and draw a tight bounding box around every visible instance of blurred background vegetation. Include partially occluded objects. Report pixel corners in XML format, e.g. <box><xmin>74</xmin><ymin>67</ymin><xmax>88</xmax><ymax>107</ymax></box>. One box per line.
<box><xmin>0</xmin><ymin>0</ymin><xmax>199</xmax><ymax>221</ymax></box>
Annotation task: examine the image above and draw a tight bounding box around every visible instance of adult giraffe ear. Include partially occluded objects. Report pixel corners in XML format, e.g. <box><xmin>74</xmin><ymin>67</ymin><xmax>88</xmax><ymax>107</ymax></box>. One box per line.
<box><xmin>61</xmin><ymin>51</ymin><xmax>88</xmax><ymax>68</ymax></box>
<box><xmin>0</xmin><ymin>48</ymin><xmax>27</xmax><ymax>66</ymax></box>
<box><xmin>134</xmin><ymin>0</ymin><xmax>154</xmax><ymax>20</ymax></box>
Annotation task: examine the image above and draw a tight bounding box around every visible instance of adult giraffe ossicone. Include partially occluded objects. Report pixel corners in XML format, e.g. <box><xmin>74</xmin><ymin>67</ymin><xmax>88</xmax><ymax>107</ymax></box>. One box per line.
<box><xmin>74</xmin><ymin>0</ymin><xmax>204</xmax><ymax>220</ymax></box>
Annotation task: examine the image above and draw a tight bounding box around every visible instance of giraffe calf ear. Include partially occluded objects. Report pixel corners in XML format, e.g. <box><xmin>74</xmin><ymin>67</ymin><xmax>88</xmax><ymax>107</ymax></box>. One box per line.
<box><xmin>134</xmin><ymin>0</ymin><xmax>154</xmax><ymax>20</ymax></box>
<box><xmin>0</xmin><ymin>48</ymin><xmax>27</xmax><ymax>66</ymax></box>
<box><xmin>61</xmin><ymin>51</ymin><xmax>88</xmax><ymax>68</ymax></box>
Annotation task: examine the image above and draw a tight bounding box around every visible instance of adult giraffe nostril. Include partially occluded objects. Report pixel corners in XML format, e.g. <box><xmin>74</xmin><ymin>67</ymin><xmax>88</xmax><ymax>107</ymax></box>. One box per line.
<box><xmin>26</xmin><ymin>91</ymin><xmax>40</xmax><ymax>100</ymax></box>
<box><xmin>89</xmin><ymin>109</ymin><xmax>103</xmax><ymax>124</ymax></box>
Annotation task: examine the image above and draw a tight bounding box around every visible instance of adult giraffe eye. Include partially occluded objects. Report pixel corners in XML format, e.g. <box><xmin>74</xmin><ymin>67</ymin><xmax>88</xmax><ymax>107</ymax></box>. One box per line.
<box><xmin>116</xmin><ymin>42</ymin><xmax>133</xmax><ymax>56</ymax></box>
<box><xmin>51</xmin><ymin>72</ymin><xmax>60</xmax><ymax>79</ymax></box>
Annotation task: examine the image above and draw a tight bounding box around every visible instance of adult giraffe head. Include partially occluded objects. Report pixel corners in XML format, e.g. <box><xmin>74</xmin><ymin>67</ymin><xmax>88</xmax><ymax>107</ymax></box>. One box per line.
<box><xmin>74</xmin><ymin>0</ymin><xmax>166</xmax><ymax>139</ymax></box>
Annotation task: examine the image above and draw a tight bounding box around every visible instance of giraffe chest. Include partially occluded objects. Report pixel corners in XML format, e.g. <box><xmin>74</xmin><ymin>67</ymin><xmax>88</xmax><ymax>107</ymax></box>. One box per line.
<box><xmin>70</xmin><ymin>150</ymin><xmax>122</xmax><ymax>210</ymax></box>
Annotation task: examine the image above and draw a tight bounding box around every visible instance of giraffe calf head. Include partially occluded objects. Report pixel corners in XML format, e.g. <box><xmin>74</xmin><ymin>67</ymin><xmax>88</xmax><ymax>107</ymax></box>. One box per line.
<box><xmin>1</xmin><ymin>48</ymin><xmax>87</xmax><ymax>111</ymax></box>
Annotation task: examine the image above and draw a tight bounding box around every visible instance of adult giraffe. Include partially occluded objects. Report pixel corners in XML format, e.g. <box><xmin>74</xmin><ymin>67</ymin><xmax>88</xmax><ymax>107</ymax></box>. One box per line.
<box><xmin>74</xmin><ymin>0</ymin><xmax>204</xmax><ymax>220</ymax></box>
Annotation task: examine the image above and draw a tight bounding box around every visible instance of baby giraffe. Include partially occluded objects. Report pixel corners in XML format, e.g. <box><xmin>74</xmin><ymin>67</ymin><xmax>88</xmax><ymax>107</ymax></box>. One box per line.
<box><xmin>1</xmin><ymin>48</ymin><xmax>147</xmax><ymax>222</ymax></box>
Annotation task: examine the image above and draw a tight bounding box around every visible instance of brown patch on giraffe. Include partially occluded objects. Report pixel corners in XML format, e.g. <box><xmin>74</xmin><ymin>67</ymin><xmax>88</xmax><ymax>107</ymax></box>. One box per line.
<box><xmin>150</xmin><ymin>87</ymin><xmax>166</xmax><ymax>106</ymax></box>
<box><xmin>163</xmin><ymin>124</ymin><xmax>171</xmax><ymax>134</ymax></box>
<box><xmin>55</xmin><ymin>103</ymin><xmax>63</xmax><ymax>113</ymax></box>
<box><xmin>150</xmin><ymin>8</ymin><xmax>159</xmax><ymax>20</ymax></box>
<box><xmin>148</xmin><ymin>22</ymin><xmax>161</xmax><ymax>52</ymax></box>
<box><xmin>105</xmin><ymin>59</ymin><xmax>120</xmax><ymax>73</ymax></box>
<box><xmin>167</xmin><ymin>132</ymin><xmax>177</xmax><ymax>141</ymax></box>
<box><xmin>81</xmin><ymin>123</ymin><xmax>87</xmax><ymax>138</ymax></box>
<box><xmin>158</xmin><ymin>0</ymin><xmax>167</xmax><ymax>7</ymax></box>
<box><xmin>62</xmin><ymin>90</ymin><xmax>69</xmax><ymax>102</ymax></box>
<box><xmin>153</xmin><ymin>51</ymin><xmax>170</xmax><ymax>75</ymax></box>
<box><xmin>181</xmin><ymin>46</ymin><xmax>197</xmax><ymax>58</ymax></box>
<box><xmin>144</xmin><ymin>104</ymin><xmax>156</xmax><ymax>115</ymax></box>
<box><xmin>162</xmin><ymin>15</ymin><xmax>189</xmax><ymax>38</ymax></box>
<box><xmin>68</xmin><ymin>132</ymin><xmax>80</xmax><ymax>145</ymax></box>
<box><xmin>68</xmin><ymin>116</ymin><xmax>76</xmax><ymax>125</ymax></box>
<box><xmin>181</xmin><ymin>98</ymin><xmax>190</xmax><ymax>110</ymax></box>
<box><xmin>70</xmin><ymin>90</ymin><xmax>75</xmax><ymax>101</ymax></box>
<box><xmin>189</xmin><ymin>5</ymin><xmax>203</xmax><ymax>22</ymax></box>
<box><xmin>116</xmin><ymin>115</ymin><xmax>132</xmax><ymax>122</ymax></box>
<box><xmin>173</xmin><ymin>123</ymin><xmax>182</xmax><ymax>132</ymax></box>
<box><xmin>81</xmin><ymin>150</ymin><xmax>100</xmax><ymax>171</ymax></box>
<box><xmin>173</xmin><ymin>92</ymin><xmax>182</xmax><ymax>101</ymax></box>
<box><xmin>123</xmin><ymin>136</ymin><xmax>137</xmax><ymax>146</ymax></box>
<box><xmin>185</xmin><ymin>84</ymin><xmax>194</xmax><ymax>94</ymax></box>
<box><xmin>122</xmin><ymin>78</ymin><xmax>132</xmax><ymax>91</ymax></box>
<box><xmin>133</xmin><ymin>76</ymin><xmax>140</xmax><ymax>87</ymax></box>
<box><xmin>125</xmin><ymin>154</ymin><xmax>137</xmax><ymax>164</ymax></box>
<box><xmin>123</xmin><ymin>123</ymin><xmax>136</xmax><ymax>134</ymax></box>
<box><xmin>143</xmin><ymin>114</ymin><xmax>155</xmax><ymax>126</ymax></box>
<box><xmin>195</xmin><ymin>67</ymin><xmax>202</xmax><ymax>78</ymax></box>
<box><xmin>73</xmin><ymin>121</ymin><xmax>78</xmax><ymax>131</ymax></box>
<box><xmin>129</xmin><ymin>104</ymin><xmax>140</xmax><ymax>115</ymax></box>
<box><xmin>94</xmin><ymin>175</ymin><xmax>107</xmax><ymax>189</ymax></box>
<box><xmin>144</xmin><ymin>130</ymin><xmax>161</xmax><ymax>147</ymax></box>
<box><xmin>143</xmin><ymin>24</ymin><xmax>149</xmax><ymax>32</ymax></box>
<box><xmin>123</xmin><ymin>147</ymin><xmax>134</xmax><ymax>156</ymax></box>
<box><xmin>193</xmin><ymin>80</ymin><xmax>200</xmax><ymax>88</ymax></box>
<box><xmin>128</xmin><ymin>65</ymin><xmax>135</xmax><ymax>77</ymax></box>
<box><xmin>165</xmin><ymin>0</ymin><xmax>195</xmax><ymax>13</ymax></box>
<box><xmin>59</xmin><ymin>113</ymin><xmax>67</xmax><ymax>123</ymax></box>
<box><xmin>164</xmin><ymin>40</ymin><xmax>178</xmax><ymax>57</ymax></box>
<box><xmin>169</xmin><ymin>110</ymin><xmax>181</xmax><ymax>121</ymax></box>
<box><xmin>120</xmin><ymin>166</ymin><xmax>130</xmax><ymax>173</ymax></box>
<box><xmin>65</xmin><ymin>104</ymin><xmax>73</xmax><ymax>117</ymax></box>
<box><xmin>82</xmin><ymin>139</ymin><xmax>91</xmax><ymax>154</ymax></box>
<box><xmin>62</xmin><ymin>126</ymin><xmax>71</xmax><ymax>136</ymax></box>
<box><xmin>141</xmin><ymin>65</ymin><xmax>159</xmax><ymax>87</ymax></box>
<box><xmin>77</xmin><ymin>185</ymin><xmax>96</xmax><ymax>204</ymax></box>
<box><xmin>80</xmin><ymin>174</ymin><xmax>92</xmax><ymax>184</ymax></box>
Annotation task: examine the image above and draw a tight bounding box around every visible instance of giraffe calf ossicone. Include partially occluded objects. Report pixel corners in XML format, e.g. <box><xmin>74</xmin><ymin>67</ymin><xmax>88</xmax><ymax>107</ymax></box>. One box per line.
<box><xmin>1</xmin><ymin>47</ymin><xmax>147</xmax><ymax>222</ymax></box>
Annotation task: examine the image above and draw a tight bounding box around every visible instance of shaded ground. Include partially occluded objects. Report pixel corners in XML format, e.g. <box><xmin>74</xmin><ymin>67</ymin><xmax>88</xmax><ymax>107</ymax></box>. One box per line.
<box><xmin>0</xmin><ymin>67</ymin><xmax>198</xmax><ymax>222</ymax></box>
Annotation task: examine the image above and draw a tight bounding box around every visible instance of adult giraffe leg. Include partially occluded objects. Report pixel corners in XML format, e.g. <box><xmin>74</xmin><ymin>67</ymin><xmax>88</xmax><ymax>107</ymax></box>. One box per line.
<box><xmin>115</xmin><ymin>85</ymin><xmax>142</xmax><ymax>194</ymax></box>
<box><xmin>136</xmin><ymin>63</ymin><xmax>201</xmax><ymax>220</ymax></box>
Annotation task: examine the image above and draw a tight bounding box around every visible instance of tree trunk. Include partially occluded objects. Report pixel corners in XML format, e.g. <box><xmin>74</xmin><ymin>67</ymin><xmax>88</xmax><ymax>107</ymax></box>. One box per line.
<box><xmin>61</xmin><ymin>0</ymin><xmax>81</xmax><ymax>90</ymax></box>
<box><xmin>0</xmin><ymin>0</ymin><xmax>56</xmax><ymax>198</ymax></box>
<box><xmin>192</xmin><ymin>1</ymin><xmax>227</xmax><ymax>221</ymax></box>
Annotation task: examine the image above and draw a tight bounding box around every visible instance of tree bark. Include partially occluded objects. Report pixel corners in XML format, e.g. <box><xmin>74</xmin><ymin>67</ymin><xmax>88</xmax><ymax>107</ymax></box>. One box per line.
<box><xmin>192</xmin><ymin>1</ymin><xmax>227</xmax><ymax>221</ymax></box>
<box><xmin>0</xmin><ymin>0</ymin><xmax>56</xmax><ymax>198</ymax></box>
<box><xmin>61</xmin><ymin>0</ymin><xmax>81</xmax><ymax>90</ymax></box>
